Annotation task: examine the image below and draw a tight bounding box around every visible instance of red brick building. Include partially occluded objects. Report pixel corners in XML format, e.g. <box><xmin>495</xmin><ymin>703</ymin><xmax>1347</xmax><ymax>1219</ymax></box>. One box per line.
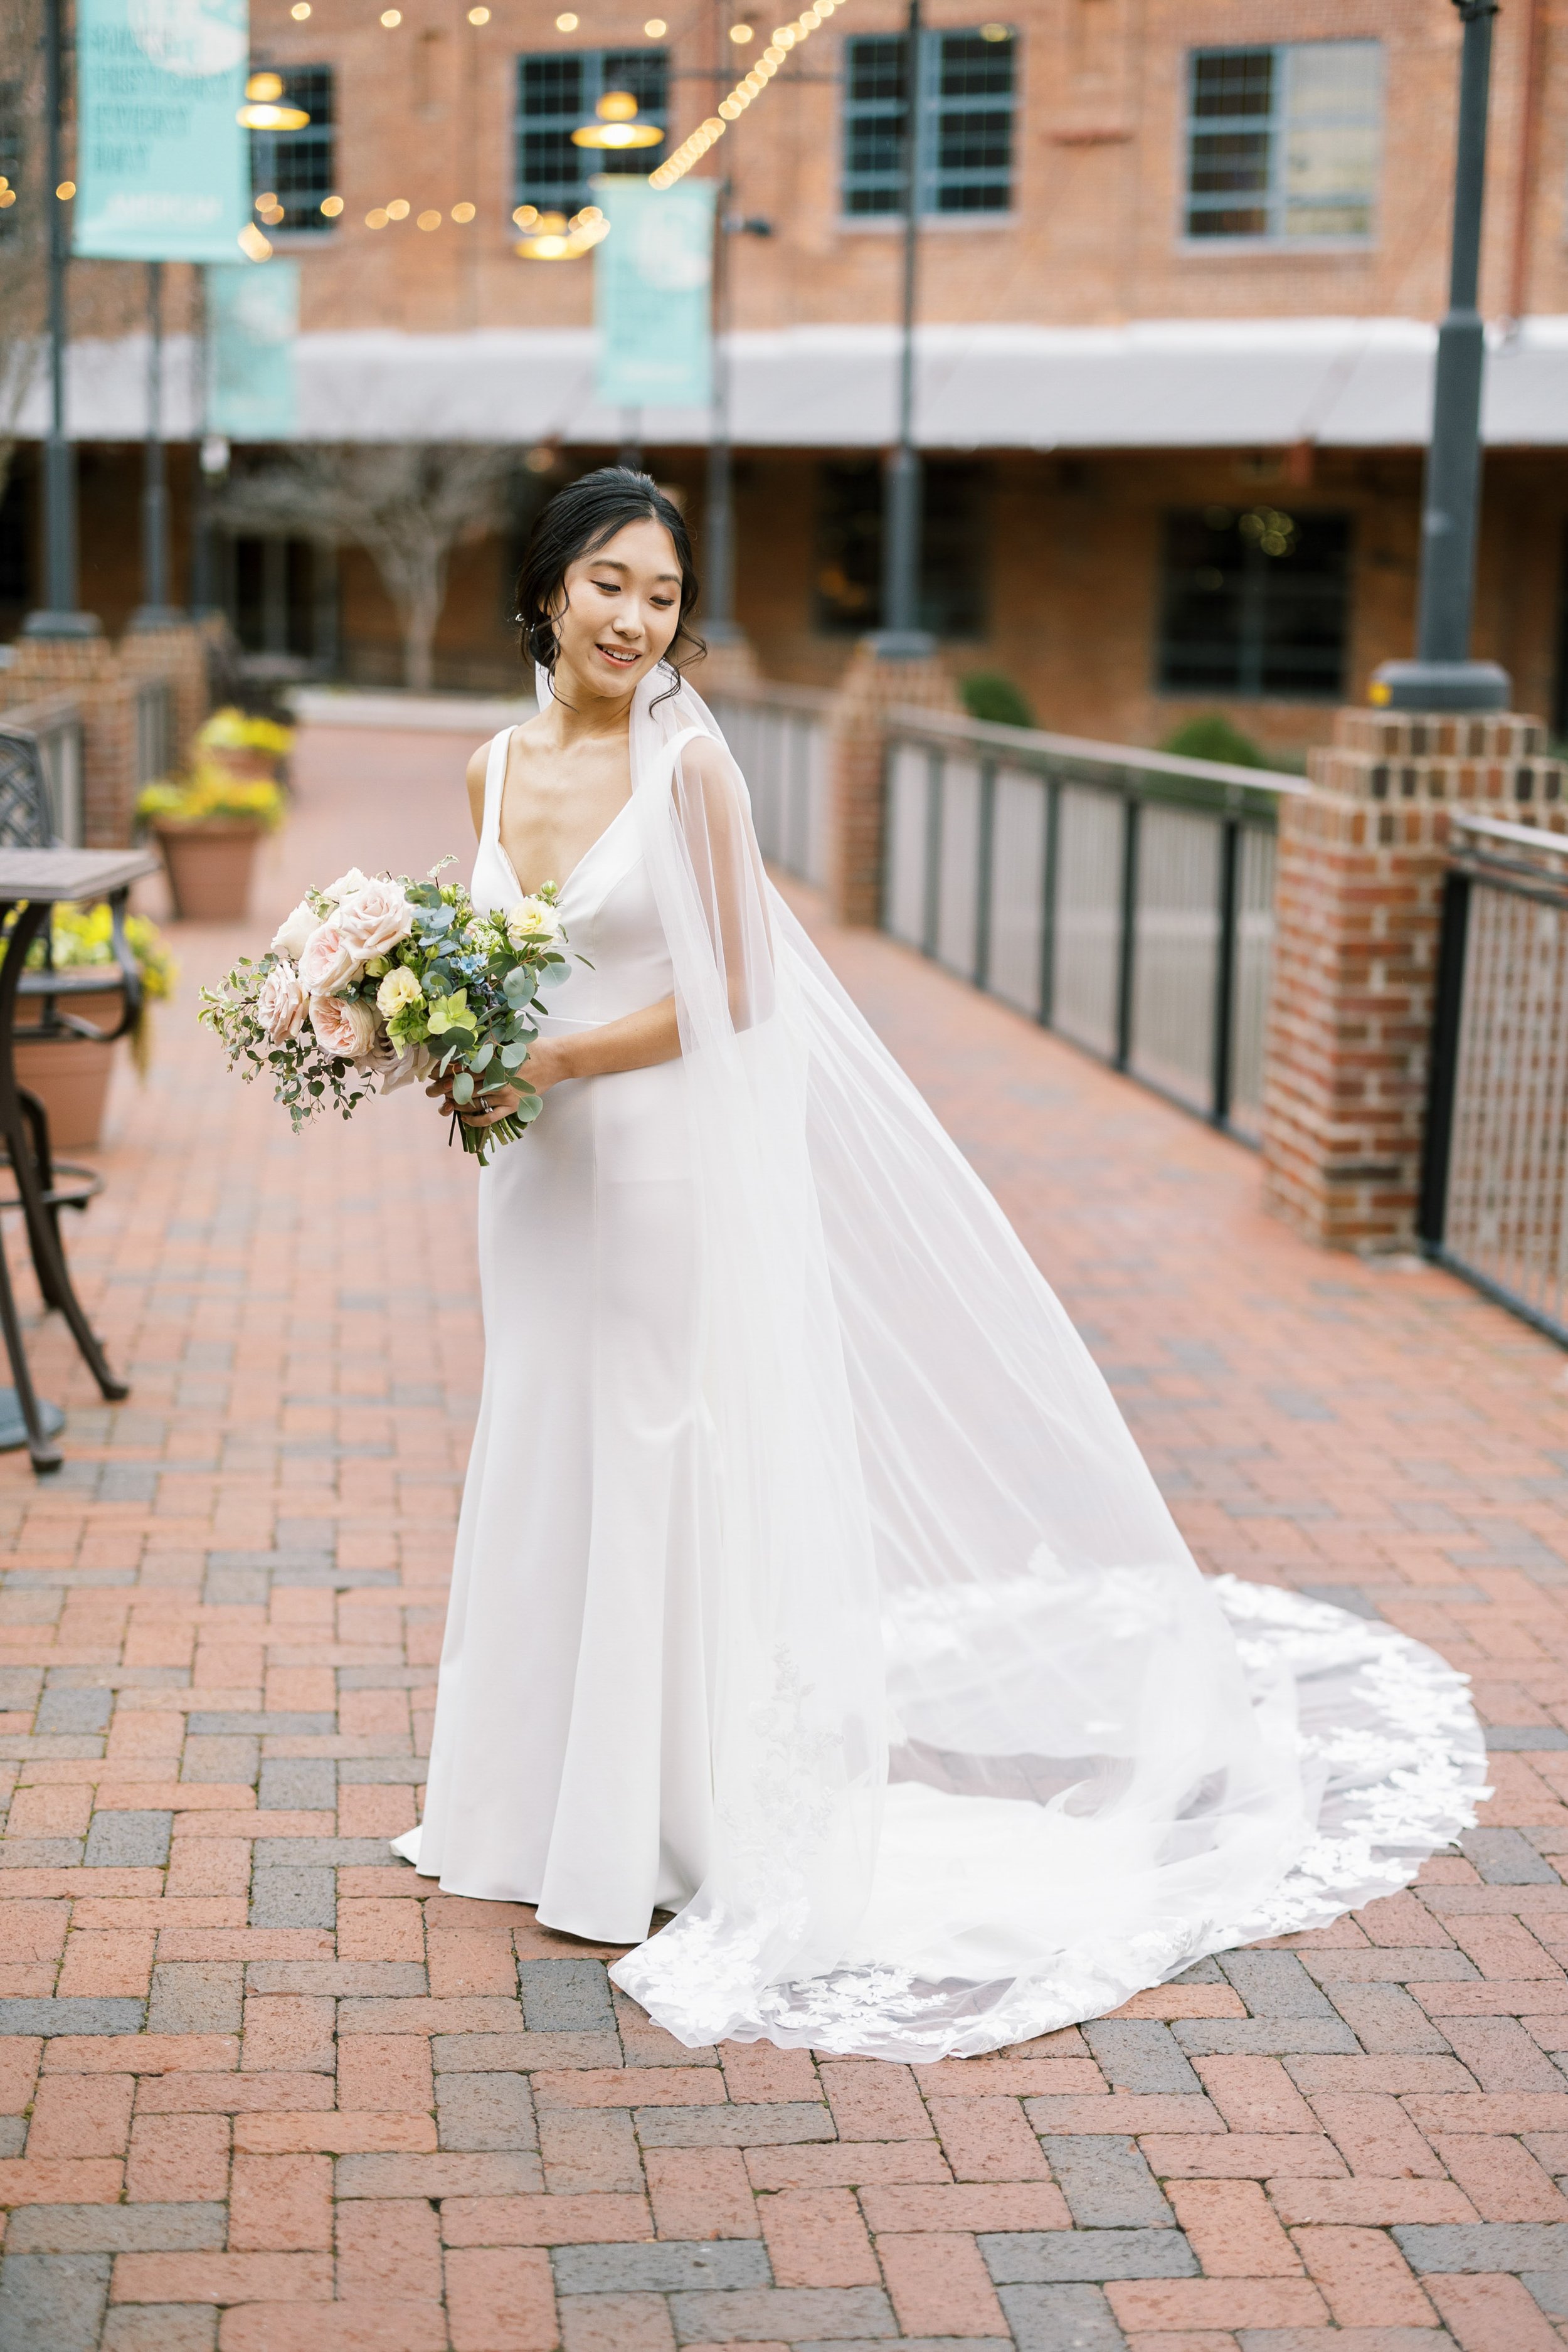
<box><xmin>5</xmin><ymin>0</ymin><xmax>1567</xmax><ymax>754</ymax></box>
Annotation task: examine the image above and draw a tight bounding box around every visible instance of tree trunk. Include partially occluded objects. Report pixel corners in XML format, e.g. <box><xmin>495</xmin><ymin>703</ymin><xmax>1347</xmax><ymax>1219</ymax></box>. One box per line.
<box><xmin>403</xmin><ymin>590</ymin><xmax>440</xmax><ymax>693</ymax></box>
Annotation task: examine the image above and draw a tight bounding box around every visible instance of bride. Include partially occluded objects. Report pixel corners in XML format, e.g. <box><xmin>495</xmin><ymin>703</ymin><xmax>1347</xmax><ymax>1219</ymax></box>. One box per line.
<box><xmin>392</xmin><ymin>465</ymin><xmax>1486</xmax><ymax>2062</ymax></box>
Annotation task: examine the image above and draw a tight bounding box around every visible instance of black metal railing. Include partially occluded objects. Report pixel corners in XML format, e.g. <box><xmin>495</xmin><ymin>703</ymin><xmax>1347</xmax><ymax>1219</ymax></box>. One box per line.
<box><xmin>881</xmin><ymin>708</ymin><xmax>1303</xmax><ymax>1140</ymax></box>
<box><xmin>1421</xmin><ymin>810</ymin><xmax>1568</xmax><ymax>1345</ymax></box>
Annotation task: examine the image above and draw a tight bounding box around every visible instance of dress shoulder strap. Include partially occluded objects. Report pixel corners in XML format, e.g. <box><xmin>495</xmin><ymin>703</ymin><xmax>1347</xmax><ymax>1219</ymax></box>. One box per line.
<box><xmin>480</xmin><ymin>728</ymin><xmax>514</xmax><ymax>845</ymax></box>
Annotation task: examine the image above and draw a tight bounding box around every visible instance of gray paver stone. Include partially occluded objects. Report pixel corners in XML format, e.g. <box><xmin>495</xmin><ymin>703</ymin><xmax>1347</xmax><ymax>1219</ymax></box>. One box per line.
<box><xmin>1082</xmin><ymin>2021</ymin><xmax>1201</xmax><ymax>2095</ymax></box>
<box><xmin>996</xmin><ymin>2282</ymin><xmax>1130</xmax><ymax>2352</ymax></box>
<box><xmin>248</xmin><ymin>1865</ymin><xmax>336</xmax><ymax>1929</ymax></box>
<box><xmin>434</xmin><ymin>2031</ymin><xmax>621</xmax><ymax>2074</ymax></box>
<box><xmin>0</xmin><ymin>1999</ymin><xmax>144</xmax><ymax>2037</ymax></box>
<box><xmin>981</xmin><ymin>2228</ymin><xmax>1197</xmax><ymax>2283</ymax></box>
<box><xmin>258</xmin><ymin>1757</ymin><xmax>337</xmax><ymax>1810</ymax></box>
<box><xmin>635</xmin><ymin>2100</ymin><xmax>836</xmax><ymax>2147</ymax></box>
<box><xmin>553</xmin><ymin>2243</ymin><xmax>770</xmax><ymax>2294</ymax></box>
<box><xmin>437</xmin><ymin>2072</ymin><xmax>538</xmax><ymax>2151</ymax></box>
<box><xmin>0</xmin><ymin>2253</ymin><xmax>111</xmax><ymax>2352</ymax></box>
<box><xmin>83</xmin><ymin>1811</ymin><xmax>171</xmax><ymax>1868</ymax></box>
<box><xmin>6</xmin><ymin>2206</ymin><xmax>227</xmax><ymax>2254</ymax></box>
<box><xmin>1036</xmin><ymin>2137</ymin><xmax>1175</xmax><ymax>2230</ymax></box>
<box><xmin>1393</xmin><ymin>2222</ymin><xmax>1568</xmax><ymax>2271</ymax></box>
<box><xmin>517</xmin><ymin>1957</ymin><xmax>617</xmax><ymax>2032</ymax></box>
<box><xmin>34</xmin><ymin>1688</ymin><xmax>111</xmax><ymax>1734</ymax></box>
<box><xmin>146</xmin><ymin>1964</ymin><xmax>244</xmax><ymax>2037</ymax></box>
<box><xmin>667</xmin><ymin>2286</ymin><xmax>896</xmax><ymax>2343</ymax></box>
<box><xmin>1523</xmin><ymin>2272</ymin><xmax>1568</xmax><ymax>2318</ymax></box>
<box><xmin>1216</xmin><ymin>1952</ymin><xmax>1337</xmax><ymax>2017</ymax></box>
<box><xmin>1236</xmin><ymin>2336</ymin><xmax>1457</xmax><ymax>2352</ymax></box>
<box><xmin>1461</xmin><ymin>1827</ymin><xmax>1562</xmax><ymax>1884</ymax></box>
<box><xmin>1170</xmin><ymin>2020</ymin><xmax>1360</xmax><ymax>2056</ymax></box>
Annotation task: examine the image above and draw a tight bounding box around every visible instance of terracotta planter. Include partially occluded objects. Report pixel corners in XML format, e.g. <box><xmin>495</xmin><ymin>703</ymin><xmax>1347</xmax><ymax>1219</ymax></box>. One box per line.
<box><xmin>14</xmin><ymin>988</ymin><xmax>122</xmax><ymax>1151</ymax></box>
<box><xmin>206</xmin><ymin>748</ymin><xmax>280</xmax><ymax>785</ymax></box>
<box><xmin>155</xmin><ymin>821</ymin><xmax>263</xmax><ymax>921</ymax></box>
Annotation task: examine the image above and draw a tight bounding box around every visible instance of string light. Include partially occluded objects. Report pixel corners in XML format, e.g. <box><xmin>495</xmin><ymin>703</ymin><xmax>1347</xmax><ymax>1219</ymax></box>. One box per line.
<box><xmin>452</xmin><ymin>201</ymin><xmax>477</xmax><ymax>221</ymax></box>
<box><xmin>320</xmin><ymin>194</ymin><xmax>344</xmax><ymax>216</ymax></box>
<box><xmin>417</xmin><ymin>209</ymin><xmax>442</xmax><ymax>229</ymax></box>
<box><xmin>290</xmin><ymin>3</ymin><xmax>311</xmax><ymax>18</ymax></box>
<box><xmin>238</xmin><ymin>223</ymin><xmax>272</xmax><ymax>259</ymax></box>
<box><xmin>651</xmin><ymin>0</ymin><xmax>840</xmax><ymax>188</ymax></box>
<box><xmin>514</xmin><ymin>202</ymin><xmax>608</xmax><ymax>260</ymax></box>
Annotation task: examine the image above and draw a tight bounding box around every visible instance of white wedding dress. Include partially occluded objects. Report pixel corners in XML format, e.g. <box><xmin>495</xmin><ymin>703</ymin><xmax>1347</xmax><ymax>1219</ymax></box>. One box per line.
<box><xmin>395</xmin><ymin>669</ymin><xmax>1488</xmax><ymax>2062</ymax></box>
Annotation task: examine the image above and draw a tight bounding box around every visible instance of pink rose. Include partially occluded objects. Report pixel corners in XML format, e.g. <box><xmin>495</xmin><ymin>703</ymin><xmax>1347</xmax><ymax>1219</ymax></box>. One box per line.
<box><xmin>309</xmin><ymin>992</ymin><xmax>380</xmax><ymax>1063</ymax></box>
<box><xmin>335</xmin><ymin>878</ymin><xmax>415</xmax><ymax>962</ymax></box>
<box><xmin>257</xmin><ymin>958</ymin><xmax>307</xmax><ymax>1044</ymax></box>
<box><xmin>321</xmin><ymin>866</ymin><xmax>369</xmax><ymax>903</ymax></box>
<box><xmin>297</xmin><ymin>924</ymin><xmax>359</xmax><ymax>994</ymax></box>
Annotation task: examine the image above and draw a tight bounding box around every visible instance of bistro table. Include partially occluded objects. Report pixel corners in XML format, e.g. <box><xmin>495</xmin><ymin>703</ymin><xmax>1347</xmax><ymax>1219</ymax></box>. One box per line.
<box><xmin>0</xmin><ymin>847</ymin><xmax>162</xmax><ymax>1473</ymax></box>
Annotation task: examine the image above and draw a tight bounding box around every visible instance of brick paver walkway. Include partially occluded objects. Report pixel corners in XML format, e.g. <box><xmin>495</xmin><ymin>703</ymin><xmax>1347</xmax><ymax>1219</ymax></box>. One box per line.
<box><xmin>0</xmin><ymin>718</ymin><xmax>1565</xmax><ymax>2352</ymax></box>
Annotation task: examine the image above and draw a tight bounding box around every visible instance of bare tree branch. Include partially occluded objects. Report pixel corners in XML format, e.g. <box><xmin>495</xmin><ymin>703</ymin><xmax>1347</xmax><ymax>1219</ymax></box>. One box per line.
<box><xmin>214</xmin><ymin>443</ymin><xmax>520</xmax><ymax>691</ymax></box>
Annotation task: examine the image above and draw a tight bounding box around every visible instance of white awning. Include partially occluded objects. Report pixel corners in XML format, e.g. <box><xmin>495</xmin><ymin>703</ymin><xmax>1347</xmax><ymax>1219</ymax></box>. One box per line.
<box><xmin>14</xmin><ymin>315</ymin><xmax>1568</xmax><ymax>450</ymax></box>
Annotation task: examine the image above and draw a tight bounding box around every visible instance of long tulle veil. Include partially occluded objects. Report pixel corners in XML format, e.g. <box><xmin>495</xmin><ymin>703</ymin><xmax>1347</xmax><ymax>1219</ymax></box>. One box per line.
<box><xmin>571</xmin><ymin>663</ymin><xmax>1486</xmax><ymax>2061</ymax></box>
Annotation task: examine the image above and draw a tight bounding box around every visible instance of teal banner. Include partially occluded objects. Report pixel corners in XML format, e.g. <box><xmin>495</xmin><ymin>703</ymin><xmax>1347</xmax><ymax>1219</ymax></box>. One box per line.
<box><xmin>207</xmin><ymin>259</ymin><xmax>298</xmax><ymax>438</ymax></box>
<box><xmin>595</xmin><ymin>179</ymin><xmax>715</xmax><ymax>410</ymax></box>
<box><xmin>75</xmin><ymin>0</ymin><xmax>251</xmax><ymax>261</ymax></box>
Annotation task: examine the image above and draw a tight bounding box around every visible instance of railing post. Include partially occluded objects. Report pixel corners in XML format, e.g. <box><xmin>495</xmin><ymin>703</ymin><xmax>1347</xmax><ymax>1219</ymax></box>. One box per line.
<box><xmin>1419</xmin><ymin>867</ymin><xmax>1472</xmax><ymax>1250</ymax></box>
<box><xmin>1212</xmin><ymin>817</ymin><xmax>1241</xmax><ymax>1128</ymax></box>
<box><xmin>1038</xmin><ymin>780</ymin><xmax>1059</xmax><ymax>1029</ymax></box>
<box><xmin>1114</xmin><ymin>793</ymin><xmax>1140</xmax><ymax>1073</ymax></box>
<box><xmin>973</xmin><ymin>760</ymin><xmax>997</xmax><ymax>991</ymax></box>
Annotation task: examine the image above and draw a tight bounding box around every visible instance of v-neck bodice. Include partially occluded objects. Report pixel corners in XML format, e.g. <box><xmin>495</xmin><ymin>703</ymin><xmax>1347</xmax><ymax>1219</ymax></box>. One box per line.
<box><xmin>470</xmin><ymin>726</ymin><xmax>673</xmax><ymax>1028</ymax></box>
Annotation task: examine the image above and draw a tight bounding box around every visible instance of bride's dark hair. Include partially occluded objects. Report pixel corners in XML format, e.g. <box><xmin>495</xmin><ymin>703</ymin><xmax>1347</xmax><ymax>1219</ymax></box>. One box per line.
<box><xmin>514</xmin><ymin>466</ymin><xmax>704</xmax><ymax>700</ymax></box>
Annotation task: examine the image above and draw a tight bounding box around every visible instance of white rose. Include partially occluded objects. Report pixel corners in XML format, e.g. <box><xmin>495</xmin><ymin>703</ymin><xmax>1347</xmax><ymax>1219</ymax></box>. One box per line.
<box><xmin>376</xmin><ymin>963</ymin><xmax>423</xmax><ymax>1018</ymax></box>
<box><xmin>320</xmin><ymin>866</ymin><xmax>370</xmax><ymax>904</ymax></box>
<box><xmin>257</xmin><ymin>958</ymin><xmax>307</xmax><ymax>1045</ymax></box>
<box><xmin>506</xmin><ymin>896</ymin><xmax>562</xmax><ymax>950</ymax></box>
<box><xmin>297</xmin><ymin>924</ymin><xmax>360</xmax><ymax>995</ymax></box>
<box><xmin>270</xmin><ymin>899</ymin><xmax>317</xmax><ymax>960</ymax></box>
<box><xmin>337</xmin><ymin>879</ymin><xmax>415</xmax><ymax>963</ymax></box>
<box><xmin>309</xmin><ymin>992</ymin><xmax>380</xmax><ymax>1063</ymax></box>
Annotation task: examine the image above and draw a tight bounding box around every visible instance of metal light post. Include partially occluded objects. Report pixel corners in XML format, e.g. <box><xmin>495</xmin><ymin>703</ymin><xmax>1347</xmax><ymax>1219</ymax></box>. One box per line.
<box><xmin>1373</xmin><ymin>0</ymin><xmax>1509</xmax><ymax>712</ymax></box>
<box><xmin>23</xmin><ymin>0</ymin><xmax>97</xmax><ymax>638</ymax></box>
<box><xmin>876</xmin><ymin>0</ymin><xmax>931</xmax><ymax>656</ymax></box>
<box><xmin>131</xmin><ymin>260</ymin><xmax>183</xmax><ymax>628</ymax></box>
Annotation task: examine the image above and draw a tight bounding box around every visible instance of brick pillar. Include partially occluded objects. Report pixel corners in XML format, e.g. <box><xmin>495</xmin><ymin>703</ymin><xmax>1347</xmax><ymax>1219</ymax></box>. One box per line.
<box><xmin>825</xmin><ymin>638</ymin><xmax>958</xmax><ymax>928</ymax></box>
<box><xmin>0</xmin><ymin>635</ymin><xmax>139</xmax><ymax>847</ymax></box>
<box><xmin>1261</xmin><ymin>706</ymin><xmax>1568</xmax><ymax>1252</ymax></box>
<box><xmin>695</xmin><ymin>635</ymin><xmax>762</xmax><ymax>697</ymax></box>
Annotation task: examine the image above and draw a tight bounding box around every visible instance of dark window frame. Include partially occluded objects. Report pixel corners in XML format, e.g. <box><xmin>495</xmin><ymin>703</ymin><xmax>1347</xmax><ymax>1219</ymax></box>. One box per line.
<box><xmin>1157</xmin><ymin>504</ymin><xmax>1352</xmax><ymax>702</ymax></box>
<box><xmin>249</xmin><ymin>63</ymin><xmax>338</xmax><ymax>238</ymax></box>
<box><xmin>1184</xmin><ymin>39</ymin><xmax>1382</xmax><ymax>245</ymax></box>
<box><xmin>815</xmin><ymin>457</ymin><xmax>989</xmax><ymax>639</ymax></box>
<box><xmin>842</xmin><ymin>27</ymin><xmax>1016</xmax><ymax>218</ymax></box>
<box><xmin>514</xmin><ymin>48</ymin><xmax>668</xmax><ymax>218</ymax></box>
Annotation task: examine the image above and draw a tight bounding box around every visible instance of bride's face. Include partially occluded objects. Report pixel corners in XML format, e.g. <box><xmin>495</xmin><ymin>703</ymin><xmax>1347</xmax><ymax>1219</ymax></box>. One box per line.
<box><xmin>552</xmin><ymin>517</ymin><xmax>684</xmax><ymax>702</ymax></box>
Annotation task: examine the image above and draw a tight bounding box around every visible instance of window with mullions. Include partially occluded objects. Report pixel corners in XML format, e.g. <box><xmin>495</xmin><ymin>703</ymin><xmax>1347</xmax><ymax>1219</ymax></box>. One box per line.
<box><xmin>1158</xmin><ymin>507</ymin><xmax>1352</xmax><ymax>701</ymax></box>
<box><xmin>843</xmin><ymin>27</ymin><xmax>1015</xmax><ymax>216</ymax></box>
<box><xmin>1186</xmin><ymin>41</ymin><xmax>1381</xmax><ymax>242</ymax></box>
<box><xmin>516</xmin><ymin>49</ymin><xmax>667</xmax><ymax>216</ymax></box>
<box><xmin>248</xmin><ymin>65</ymin><xmax>337</xmax><ymax>235</ymax></box>
<box><xmin>816</xmin><ymin>459</ymin><xmax>988</xmax><ymax>637</ymax></box>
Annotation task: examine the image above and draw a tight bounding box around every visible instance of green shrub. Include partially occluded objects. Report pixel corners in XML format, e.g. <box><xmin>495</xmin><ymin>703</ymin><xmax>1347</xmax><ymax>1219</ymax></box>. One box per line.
<box><xmin>961</xmin><ymin>671</ymin><xmax>1035</xmax><ymax>729</ymax></box>
<box><xmin>1160</xmin><ymin>713</ymin><xmax>1269</xmax><ymax>768</ymax></box>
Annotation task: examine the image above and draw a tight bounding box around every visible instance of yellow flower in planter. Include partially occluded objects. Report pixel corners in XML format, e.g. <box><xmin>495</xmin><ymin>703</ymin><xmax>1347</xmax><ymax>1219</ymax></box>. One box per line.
<box><xmin>3</xmin><ymin>902</ymin><xmax>179</xmax><ymax>1079</ymax></box>
<box><xmin>195</xmin><ymin>706</ymin><xmax>295</xmax><ymax>759</ymax></box>
<box><xmin>137</xmin><ymin>768</ymin><xmax>287</xmax><ymax>831</ymax></box>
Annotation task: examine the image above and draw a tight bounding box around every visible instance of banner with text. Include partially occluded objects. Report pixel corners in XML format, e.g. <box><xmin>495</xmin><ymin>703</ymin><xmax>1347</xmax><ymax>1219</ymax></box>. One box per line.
<box><xmin>595</xmin><ymin>178</ymin><xmax>715</xmax><ymax>410</ymax></box>
<box><xmin>206</xmin><ymin>259</ymin><xmax>298</xmax><ymax>438</ymax></box>
<box><xmin>75</xmin><ymin>0</ymin><xmax>252</xmax><ymax>261</ymax></box>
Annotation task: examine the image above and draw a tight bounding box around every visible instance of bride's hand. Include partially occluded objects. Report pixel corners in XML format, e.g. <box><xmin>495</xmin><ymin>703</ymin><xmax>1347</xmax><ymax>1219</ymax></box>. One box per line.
<box><xmin>425</xmin><ymin>1036</ymin><xmax>573</xmax><ymax>1126</ymax></box>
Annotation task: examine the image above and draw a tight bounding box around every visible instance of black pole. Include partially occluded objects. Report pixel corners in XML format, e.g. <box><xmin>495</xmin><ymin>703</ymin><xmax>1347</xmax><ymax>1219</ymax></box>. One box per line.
<box><xmin>876</xmin><ymin>0</ymin><xmax>931</xmax><ymax>657</ymax></box>
<box><xmin>132</xmin><ymin>260</ymin><xmax>181</xmax><ymax>627</ymax></box>
<box><xmin>23</xmin><ymin>0</ymin><xmax>97</xmax><ymax>638</ymax></box>
<box><xmin>1373</xmin><ymin>1</ymin><xmax>1508</xmax><ymax>713</ymax></box>
<box><xmin>705</xmin><ymin>179</ymin><xmax>739</xmax><ymax>642</ymax></box>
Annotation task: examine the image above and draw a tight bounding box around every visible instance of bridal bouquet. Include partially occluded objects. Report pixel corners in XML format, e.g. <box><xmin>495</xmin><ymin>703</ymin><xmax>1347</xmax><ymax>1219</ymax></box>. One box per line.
<box><xmin>199</xmin><ymin>864</ymin><xmax>569</xmax><ymax>1162</ymax></box>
